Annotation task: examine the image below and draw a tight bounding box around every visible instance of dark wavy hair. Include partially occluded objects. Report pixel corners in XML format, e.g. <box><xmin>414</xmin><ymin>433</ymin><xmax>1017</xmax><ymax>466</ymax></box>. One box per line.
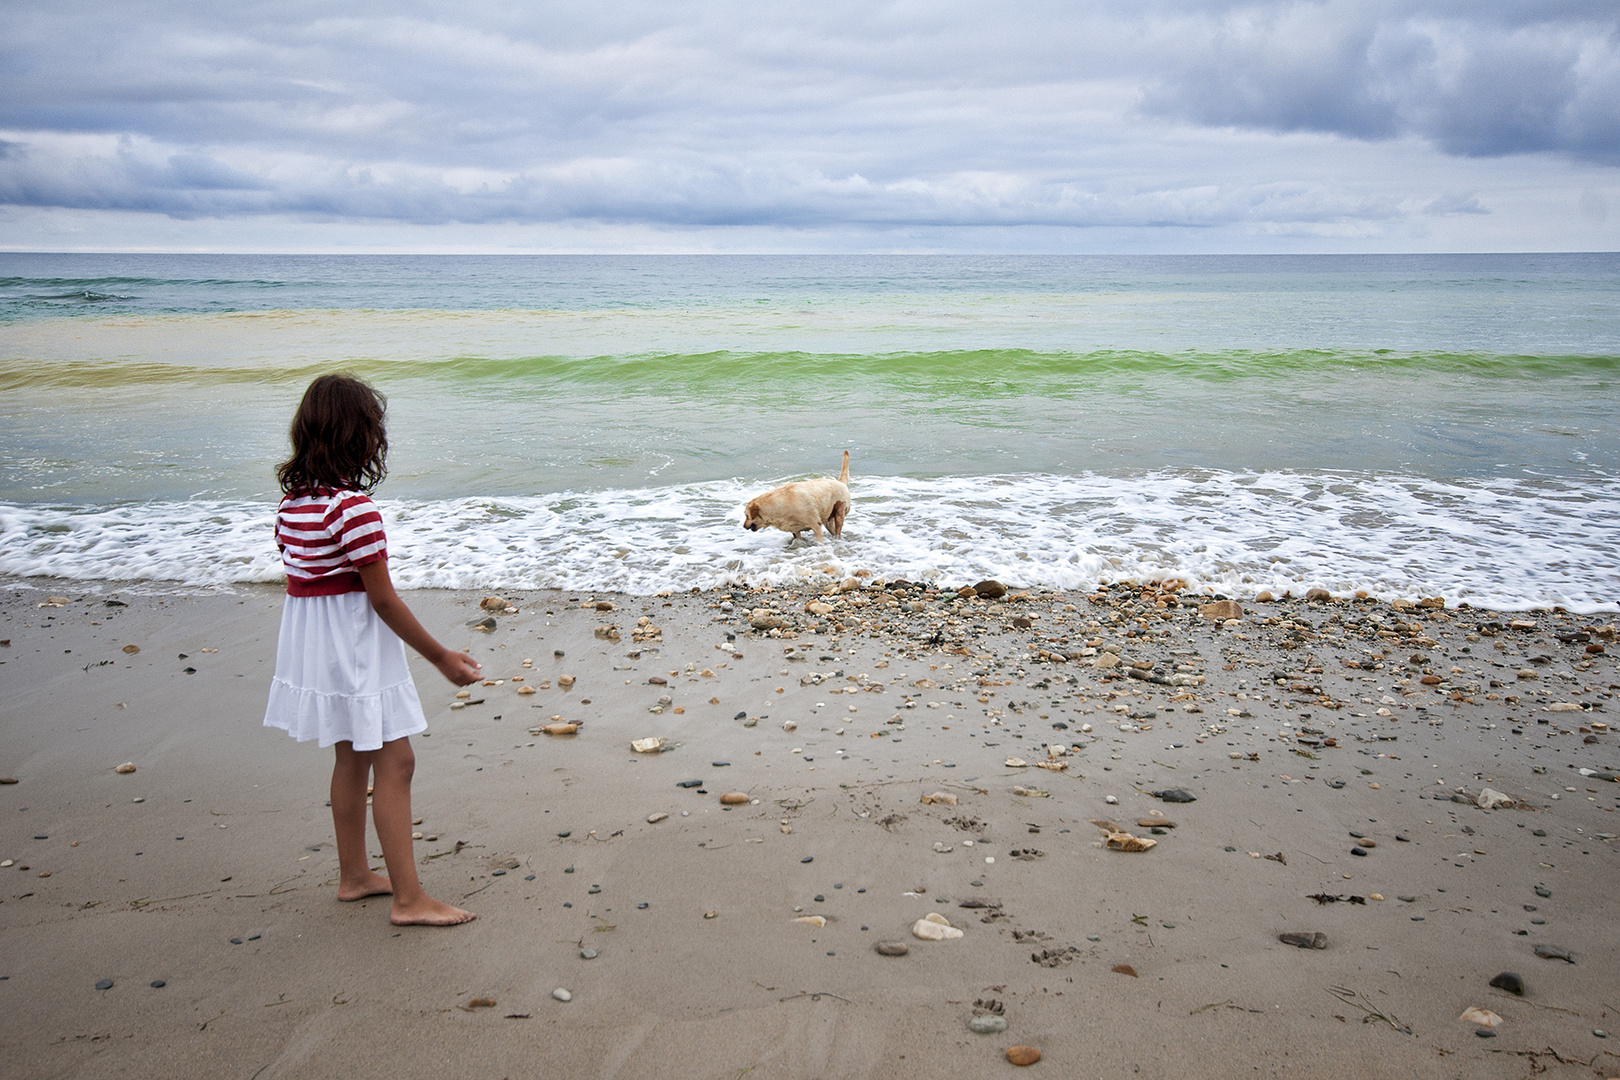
<box><xmin>276</xmin><ymin>374</ymin><xmax>389</xmax><ymax>495</ymax></box>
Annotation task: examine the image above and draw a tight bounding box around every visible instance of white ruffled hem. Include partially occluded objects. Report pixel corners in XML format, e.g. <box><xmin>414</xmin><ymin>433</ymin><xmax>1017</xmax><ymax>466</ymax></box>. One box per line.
<box><xmin>265</xmin><ymin>676</ymin><xmax>427</xmax><ymax>751</ymax></box>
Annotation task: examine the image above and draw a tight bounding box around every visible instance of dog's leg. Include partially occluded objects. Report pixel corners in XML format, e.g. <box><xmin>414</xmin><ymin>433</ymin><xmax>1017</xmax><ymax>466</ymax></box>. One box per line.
<box><xmin>827</xmin><ymin>500</ymin><xmax>847</xmax><ymax>539</ymax></box>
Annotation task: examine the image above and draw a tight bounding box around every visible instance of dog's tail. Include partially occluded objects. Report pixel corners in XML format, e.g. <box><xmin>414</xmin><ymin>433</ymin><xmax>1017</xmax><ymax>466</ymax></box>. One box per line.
<box><xmin>838</xmin><ymin>450</ymin><xmax>850</xmax><ymax>484</ymax></box>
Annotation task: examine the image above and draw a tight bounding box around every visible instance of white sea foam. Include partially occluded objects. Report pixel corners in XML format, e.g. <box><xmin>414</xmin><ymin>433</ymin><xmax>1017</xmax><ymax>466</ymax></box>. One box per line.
<box><xmin>2</xmin><ymin>470</ymin><xmax>1617</xmax><ymax>611</ymax></box>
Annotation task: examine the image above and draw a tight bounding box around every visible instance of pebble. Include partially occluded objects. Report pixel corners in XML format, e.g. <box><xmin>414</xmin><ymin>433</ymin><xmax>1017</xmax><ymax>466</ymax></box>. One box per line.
<box><xmin>911</xmin><ymin>915</ymin><xmax>964</xmax><ymax>941</ymax></box>
<box><xmin>580</xmin><ymin>949</ymin><xmax>597</xmax><ymax>959</ymax></box>
<box><xmin>1533</xmin><ymin>944</ymin><xmax>1574</xmax><ymax>963</ymax></box>
<box><xmin>150</xmin><ymin>980</ymin><xmax>165</xmax><ymax>988</ymax></box>
<box><xmin>1488</xmin><ymin>972</ymin><xmax>1524</xmax><ymax>996</ymax></box>
<box><xmin>719</xmin><ymin>792</ymin><xmax>750</xmax><ymax>805</ymax></box>
<box><xmin>647</xmin><ymin>813</ymin><xmax>669</xmax><ymax>823</ymax></box>
<box><xmin>114</xmin><ymin>763</ymin><xmax>136</xmax><ymax>774</ymax></box>
<box><xmin>1278</xmin><ymin>931</ymin><xmax>1328</xmax><ymax>950</ymax></box>
<box><xmin>874</xmin><ymin>941</ymin><xmax>909</xmax><ymax>956</ymax></box>
<box><xmin>95</xmin><ymin>979</ymin><xmax>113</xmax><ymax>990</ymax></box>
<box><xmin>552</xmin><ymin>988</ymin><xmax>572</xmax><ymax>1002</ymax></box>
<box><xmin>1005</xmin><ymin>1046</ymin><xmax>1041</xmax><ymax>1066</ymax></box>
<box><xmin>968</xmin><ymin>1014</ymin><xmax>1008</xmax><ymax>1034</ymax></box>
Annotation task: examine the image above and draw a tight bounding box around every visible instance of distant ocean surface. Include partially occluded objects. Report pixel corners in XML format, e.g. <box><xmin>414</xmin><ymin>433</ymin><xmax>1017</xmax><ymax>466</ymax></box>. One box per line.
<box><xmin>2</xmin><ymin>253</ymin><xmax>1617</xmax><ymax>611</ymax></box>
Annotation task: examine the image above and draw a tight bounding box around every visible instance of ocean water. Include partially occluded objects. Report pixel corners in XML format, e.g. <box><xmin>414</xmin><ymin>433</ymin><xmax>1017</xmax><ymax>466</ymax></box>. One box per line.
<box><xmin>2</xmin><ymin>253</ymin><xmax>1617</xmax><ymax>610</ymax></box>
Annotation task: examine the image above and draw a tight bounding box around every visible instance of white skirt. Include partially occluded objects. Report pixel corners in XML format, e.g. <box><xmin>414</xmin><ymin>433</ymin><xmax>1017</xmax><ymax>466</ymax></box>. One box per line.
<box><xmin>264</xmin><ymin>591</ymin><xmax>427</xmax><ymax>752</ymax></box>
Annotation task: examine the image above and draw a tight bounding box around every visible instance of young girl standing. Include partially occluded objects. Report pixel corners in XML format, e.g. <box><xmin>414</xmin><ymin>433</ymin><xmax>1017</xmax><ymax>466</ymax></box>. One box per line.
<box><xmin>263</xmin><ymin>374</ymin><xmax>481</xmax><ymax>926</ymax></box>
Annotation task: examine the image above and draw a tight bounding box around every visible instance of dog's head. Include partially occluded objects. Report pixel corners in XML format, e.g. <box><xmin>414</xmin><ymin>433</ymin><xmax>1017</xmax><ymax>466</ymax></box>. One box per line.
<box><xmin>742</xmin><ymin>499</ymin><xmax>763</xmax><ymax>531</ymax></box>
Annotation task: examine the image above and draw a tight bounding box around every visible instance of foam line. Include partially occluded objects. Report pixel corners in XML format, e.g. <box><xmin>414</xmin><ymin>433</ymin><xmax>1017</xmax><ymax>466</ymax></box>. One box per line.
<box><xmin>2</xmin><ymin>470</ymin><xmax>1616</xmax><ymax>611</ymax></box>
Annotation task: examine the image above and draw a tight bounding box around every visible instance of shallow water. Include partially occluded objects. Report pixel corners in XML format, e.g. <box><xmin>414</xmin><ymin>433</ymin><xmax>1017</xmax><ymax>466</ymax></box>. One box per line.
<box><xmin>2</xmin><ymin>253</ymin><xmax>1617</xmax><ymax>608</ymax></box>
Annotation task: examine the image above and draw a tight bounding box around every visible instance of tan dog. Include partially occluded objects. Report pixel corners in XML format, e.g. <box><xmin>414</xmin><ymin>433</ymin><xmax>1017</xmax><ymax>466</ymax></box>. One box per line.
<box><xmin>743</xmin><ymin>451</ymin><xmax>851</xmax><ymax>545</ymax></box>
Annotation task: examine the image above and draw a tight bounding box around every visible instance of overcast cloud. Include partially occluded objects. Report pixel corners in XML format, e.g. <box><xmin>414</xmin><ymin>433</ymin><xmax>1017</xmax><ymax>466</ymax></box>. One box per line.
<box><xmin>0</xmin><ymin>1</ymin><xmax>1615</xmax><ymax>250</ymax></box>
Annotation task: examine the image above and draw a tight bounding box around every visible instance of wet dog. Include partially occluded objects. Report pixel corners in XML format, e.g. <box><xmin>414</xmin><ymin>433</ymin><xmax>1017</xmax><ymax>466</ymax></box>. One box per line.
<box><xmin>742</xmin><ymin>451</ymin><xmax>850</xmax><ymax>545</ymax></box>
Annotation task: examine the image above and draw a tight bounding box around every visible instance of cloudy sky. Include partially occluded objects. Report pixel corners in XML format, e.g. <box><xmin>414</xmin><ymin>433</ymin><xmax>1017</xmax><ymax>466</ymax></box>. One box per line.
<box><xmin>2</xmin><ymin>1</ymin><xmax>1616</xmax><ymax>252</ymax></box>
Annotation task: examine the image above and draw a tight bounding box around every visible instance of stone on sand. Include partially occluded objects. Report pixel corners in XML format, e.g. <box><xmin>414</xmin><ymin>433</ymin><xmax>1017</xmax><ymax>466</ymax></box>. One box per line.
<box><xmin>1489</xmin><ymin>972</ymin><xmax>1525</xmax><ymax>995</ymax></box>
<box><xmin>1278</xmin><ymin>931</ymin><xmax>1328</xmax><ymax>949</ymax></box>
<box><xmin>912</xmin><ymin>914</ymin><xmax>963</xmax><ymax>941</ymax></box>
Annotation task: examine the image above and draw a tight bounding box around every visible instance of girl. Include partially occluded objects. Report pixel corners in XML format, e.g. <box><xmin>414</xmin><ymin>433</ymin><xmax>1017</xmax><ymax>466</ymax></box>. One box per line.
<box><xmin>263</xmin><ymin>374</ymin><xmax>481</xmax><ymax>926</ymax></box>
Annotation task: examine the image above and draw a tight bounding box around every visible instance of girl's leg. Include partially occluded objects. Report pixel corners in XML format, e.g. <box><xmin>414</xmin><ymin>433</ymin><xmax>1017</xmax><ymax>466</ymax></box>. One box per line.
<box><xmin>369</xmin><ymin>736</ymin><xmax>475</xmax><ymax>926</ymax></box>
<box><xmin>331</xmin><ymin>742</ymin><xmax>392</xmax><ymax>900</ymax></box>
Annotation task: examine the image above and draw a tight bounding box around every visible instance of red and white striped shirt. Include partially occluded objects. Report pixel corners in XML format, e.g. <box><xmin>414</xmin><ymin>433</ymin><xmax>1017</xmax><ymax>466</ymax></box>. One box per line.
<box><xmin>275</xmin><ymin>489</ymin><xmax>388</xmax><ymax>597</ymax></box>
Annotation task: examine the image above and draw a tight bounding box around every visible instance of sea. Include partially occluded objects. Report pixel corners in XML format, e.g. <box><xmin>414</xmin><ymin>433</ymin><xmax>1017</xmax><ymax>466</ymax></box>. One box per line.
<box><xmin>1</xmin><ymin>252</ymin><xmax>1617</xmax><ymax>612</ymax></box>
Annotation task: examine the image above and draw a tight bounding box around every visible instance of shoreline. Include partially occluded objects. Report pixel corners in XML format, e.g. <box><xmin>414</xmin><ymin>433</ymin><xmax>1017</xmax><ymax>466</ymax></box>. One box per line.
<box><xmin>6</xmin><ymin>465</ymin><xmax>1620</xmax><ymax>616</ymax></box>
<box><xmin>1</xmin><ymin>577</ymin><xmax>1616</xmax><ymax>1078</ymax></box>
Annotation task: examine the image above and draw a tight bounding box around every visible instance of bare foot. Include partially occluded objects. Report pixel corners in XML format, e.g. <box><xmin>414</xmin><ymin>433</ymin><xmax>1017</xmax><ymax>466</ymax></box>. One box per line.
<box><xmin>390</xmin><ymin>895</ymin><xmax>477</xmax><ymax>926</ymax></box>
<box><xmin>337</xmin><ymin>870</ymin><xmax>393</xmax><ymax>901</ymax></box>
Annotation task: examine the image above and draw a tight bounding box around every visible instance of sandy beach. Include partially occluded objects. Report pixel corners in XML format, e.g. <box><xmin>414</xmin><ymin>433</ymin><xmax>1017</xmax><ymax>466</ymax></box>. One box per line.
<box><xmin>1</xmin><ymin>576</ymin><xmax>1616</xmax><ymax>1079</ymax></box>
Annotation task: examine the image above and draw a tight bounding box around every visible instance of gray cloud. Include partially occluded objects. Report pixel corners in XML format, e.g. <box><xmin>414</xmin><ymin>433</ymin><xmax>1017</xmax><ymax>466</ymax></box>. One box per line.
<box><xmin>1140</xmin><ymin>2</ymin><xmax>1620</xmax><ymax>162</ymax></box>
<box><xmin>0</xmin><ymin>1</ymin><xmax>1613</xmax><ymax>236</ymax></box>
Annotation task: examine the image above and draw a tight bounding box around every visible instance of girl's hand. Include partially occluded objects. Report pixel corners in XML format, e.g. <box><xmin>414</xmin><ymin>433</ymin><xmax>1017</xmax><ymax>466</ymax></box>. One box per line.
<box><xmin>436</xmin><ymin>650</ymin><xmax>483</xmax><ymax>686</ymax></box>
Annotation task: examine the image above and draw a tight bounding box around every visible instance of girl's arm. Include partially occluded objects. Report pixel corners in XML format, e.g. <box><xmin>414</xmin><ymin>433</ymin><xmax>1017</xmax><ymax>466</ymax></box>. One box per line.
<box><xmin>357</xmin><ymin>560</ymin><xmax>483</xmax><ymax>686</ymax></box>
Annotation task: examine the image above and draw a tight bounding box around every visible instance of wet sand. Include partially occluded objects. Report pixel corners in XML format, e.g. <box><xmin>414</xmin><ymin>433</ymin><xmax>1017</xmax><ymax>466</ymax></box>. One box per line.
<box><xmin>1</xmin><ymin>577</ymin><xmax>1617</xmax><ymax>1079</ymax></box>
